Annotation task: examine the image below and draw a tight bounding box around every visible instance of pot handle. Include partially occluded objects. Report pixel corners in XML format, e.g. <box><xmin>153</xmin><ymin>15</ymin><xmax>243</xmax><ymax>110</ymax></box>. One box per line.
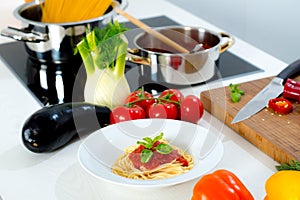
<box><xmin>118</xmin><ymin>0</ymin><xmax>128</xmax><ymax>11</ymax></box>
<box><xmin>219</xmin><ymin>32</ymin><xmax>235</xmax><ymax>54</ymax></box>
<box><xmin>126</xmin><ymin>48</ymin><xmax>151</xmax><ymax>66</ymax></box>
<box><xmin>1</xmin><ymin>26</ymin><xmax>49</xmax><ymax>43</ymax></box>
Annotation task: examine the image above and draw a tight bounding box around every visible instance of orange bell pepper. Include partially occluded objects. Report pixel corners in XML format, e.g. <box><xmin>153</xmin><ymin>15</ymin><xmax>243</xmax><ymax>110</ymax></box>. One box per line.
<box><xmin>191</xmin><ymin>169</ymin><xmax>254</xmax><ymax>200</ymax></box>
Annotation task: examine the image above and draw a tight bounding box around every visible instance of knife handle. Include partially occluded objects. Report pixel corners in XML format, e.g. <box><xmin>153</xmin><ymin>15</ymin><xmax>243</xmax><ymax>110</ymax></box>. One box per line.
<box><xmin>277</xmin><ymin>59</ymin><xmax>300</xmax><ymax>81</ymax></box>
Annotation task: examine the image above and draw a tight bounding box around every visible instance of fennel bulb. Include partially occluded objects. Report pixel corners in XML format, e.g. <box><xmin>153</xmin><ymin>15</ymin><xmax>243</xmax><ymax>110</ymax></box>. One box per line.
<box><xmin>76</xmin><ymin>22</ymin><xmax>130</xmax><ymax>109</ymax></box>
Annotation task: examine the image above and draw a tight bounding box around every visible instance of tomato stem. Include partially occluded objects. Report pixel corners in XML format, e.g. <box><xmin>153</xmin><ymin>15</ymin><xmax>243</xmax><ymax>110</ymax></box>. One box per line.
<box><xmin>126</xmin><ymin>97</ymin><xmax>180</xmax><ymax>107</ymax></box>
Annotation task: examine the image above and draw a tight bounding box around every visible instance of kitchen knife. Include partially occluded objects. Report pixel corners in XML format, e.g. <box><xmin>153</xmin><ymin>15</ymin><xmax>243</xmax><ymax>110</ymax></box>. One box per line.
<box><xmin>231</xmin><ymin>59</ymin><xmax>300</xmax><ymax>124</ymax></box>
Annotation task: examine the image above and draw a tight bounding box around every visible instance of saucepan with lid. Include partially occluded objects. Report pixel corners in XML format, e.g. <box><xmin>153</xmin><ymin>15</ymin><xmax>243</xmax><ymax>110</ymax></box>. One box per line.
<box><xmin>127</xmin><ymin>26</ymin><xmax>234</xmax><ymax>85</ymax></box>
<box><xmin>1</xmin><ymin>0</ymin><xmax>127</xmax><ymax>63</ymax></box>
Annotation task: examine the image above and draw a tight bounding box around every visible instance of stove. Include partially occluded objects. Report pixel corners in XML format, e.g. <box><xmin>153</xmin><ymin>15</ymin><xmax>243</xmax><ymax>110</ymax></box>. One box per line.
<box><xmin>0</xmin><ymin>16</ymin><xmax>262</xmax><ymax>106</ymax></box>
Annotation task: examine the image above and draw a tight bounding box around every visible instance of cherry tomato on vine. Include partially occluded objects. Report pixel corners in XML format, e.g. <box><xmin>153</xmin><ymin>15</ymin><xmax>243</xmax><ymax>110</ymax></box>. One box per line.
<box><xmin>180</xmin><ymin>95</ymin><xmax>204</xmax><ymax>124</ymax></box>
<box><xmin>147</xmin><ymin>103</ymin><xmax>178</xmax><ymax>119</ymax></box>
<box><xmin>158</xmin><ymin>89</ymin><xmax>184</xmax><ymax>105</ymax></box>
<box><xmin>125</xmin><ymin>90</ymin><xmax>156</xmax><ymax>111</ymax></box>
<box><xmin>110</xmin><ymin>105</ymin><xmax>146</xmax><ymax>124</ymax></box>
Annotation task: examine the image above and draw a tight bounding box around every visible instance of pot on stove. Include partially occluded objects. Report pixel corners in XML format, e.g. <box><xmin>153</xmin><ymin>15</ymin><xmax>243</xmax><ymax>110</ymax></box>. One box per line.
<box><xmin>1</xmin><ymin>0</ymin><xmax>127</xmax><ymax>63</ymax></box>
<box><xmin>127</xmin><ymin>26</ymin><xmax>234</xmax><ymax>85</ymax></box>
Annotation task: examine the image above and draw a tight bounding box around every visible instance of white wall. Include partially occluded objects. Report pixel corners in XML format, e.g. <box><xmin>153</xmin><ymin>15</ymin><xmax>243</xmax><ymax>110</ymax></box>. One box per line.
<box><xmin>167</xmin><ymin>0</ymin><xmax>300</xmax><ymax>64</ymax></box>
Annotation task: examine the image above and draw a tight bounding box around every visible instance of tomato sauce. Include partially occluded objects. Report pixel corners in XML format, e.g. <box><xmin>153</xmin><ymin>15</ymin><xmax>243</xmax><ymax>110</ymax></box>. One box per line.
<box><xmin>128</xmin><ymin>143</ymin><xmax>189</xmax><ymax>170</ymax></box>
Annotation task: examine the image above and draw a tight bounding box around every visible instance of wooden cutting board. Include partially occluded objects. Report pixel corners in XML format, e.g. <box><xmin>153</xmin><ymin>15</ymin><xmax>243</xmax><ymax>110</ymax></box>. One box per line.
<box><xmin>200</xmin><ymin>77</ymin><xmax>300</xmax><ymax>164</ymax></box>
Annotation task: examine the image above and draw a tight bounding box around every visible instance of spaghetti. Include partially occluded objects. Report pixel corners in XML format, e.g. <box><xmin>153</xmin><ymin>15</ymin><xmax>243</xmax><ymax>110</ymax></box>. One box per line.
<box><xmin>39</xmin><ymin>0</ymin><xmax>113</xmax><ymax>23</ymax></box>
<box><xmin>112</xmin><ymin>133</ymin><xmax>194</xmax><ymax>180</ymax></box>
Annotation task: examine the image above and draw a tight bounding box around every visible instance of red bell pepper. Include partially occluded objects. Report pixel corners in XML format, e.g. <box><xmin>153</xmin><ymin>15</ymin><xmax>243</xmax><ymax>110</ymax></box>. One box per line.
<box><xmin>286</xmin><ymin>78</ymin><xmax>300</xmax><ymax>87</ymax></box>
<box><xmin>191</xmin><ymin>169</ymin><xmax>254</xmax><ymax>200</ymax></box>
<box><xmin>267</xmin><ymin>97</ymin><xmax>293</xmax><ymax>114</ymax></box>
<box><xmin>282</xmin><ymin>78</ymin><xmax>300</xmax><ymax>100</ymax></box>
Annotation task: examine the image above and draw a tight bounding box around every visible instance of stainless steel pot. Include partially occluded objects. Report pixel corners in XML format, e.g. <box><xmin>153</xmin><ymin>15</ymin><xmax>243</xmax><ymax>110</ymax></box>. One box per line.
<box><xmin>1</xmin><ymin>0</ymin><xmax>127</xmax><ymax>63</ymax></box>
<box><xmin>127</xmin><ymin>26</ymin><xmax>234</xmax><ymax>85</ymax></box>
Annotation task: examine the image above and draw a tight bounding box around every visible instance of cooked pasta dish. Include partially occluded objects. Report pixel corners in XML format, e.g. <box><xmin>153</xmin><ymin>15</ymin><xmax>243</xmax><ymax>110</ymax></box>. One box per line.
<box><xmin>112</xmin><ymin>132</ymin><xmax>194</xmax><ymax>180</ymax></box>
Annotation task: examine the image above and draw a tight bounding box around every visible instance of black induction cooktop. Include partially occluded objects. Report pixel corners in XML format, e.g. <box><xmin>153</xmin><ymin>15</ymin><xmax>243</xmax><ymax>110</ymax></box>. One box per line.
<box><xmin>0</xmin><ymin>16</ymin><xmax>263</xmax><ymax>106</ymax></box>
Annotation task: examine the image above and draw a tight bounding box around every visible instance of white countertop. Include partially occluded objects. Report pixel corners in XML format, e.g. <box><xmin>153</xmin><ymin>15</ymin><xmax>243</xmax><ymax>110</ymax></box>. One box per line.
<box><xmin>0</xmin><ymin>0</ymin><xmax>286</xmax><ymax>199</ymax></box>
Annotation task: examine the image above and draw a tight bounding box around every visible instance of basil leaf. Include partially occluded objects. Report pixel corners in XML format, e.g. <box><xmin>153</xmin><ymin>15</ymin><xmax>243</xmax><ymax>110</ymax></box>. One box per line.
<box><xmin>237</xmin><ymin>89</ymin><xmax>245</xmax><ymax>95</ymax></box>
<box><xmin>229</xmin><ymin>83</ymin><xmax>235</xmax><ymax>93</ymax></box>
<box><xmin>229</xmin><ymin>83</ymin><xmax>245</xmax><ymax>103</ymax></box>
<box><xmin>153</xmin><ymin>132</ymin><xmax>163</xmax><ymax>143</ymax></box>
<box><xmin>137</xmin><ymin>141</ymin><xmax>152</xmax><ymax>149</ymax></box>
<box><xmin>231</xmin><ymin>92</ymin><xmax>241</xmax><ymax>103</ymax></box>
<box><xmin>156</xmin><ymin>143</ymin><xmax>173</xmax><ymax>154</ymax></box>
<box><xmin>137</xmin><ymin>141</ymin><xmax>147</xmax><ymax>146</ymax></box>
<box><xmin>141</xmin><ymin>149</ymin><xmax>153</xmax><ymax>163</ymax></box>
<box><xmin>143</xmin><ymin>137</ymin><xmax>153</xmax><ymax>145</ymax></box>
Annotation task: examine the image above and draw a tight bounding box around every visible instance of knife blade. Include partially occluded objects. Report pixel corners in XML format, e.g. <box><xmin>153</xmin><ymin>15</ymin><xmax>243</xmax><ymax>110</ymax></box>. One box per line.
<box><xmin>231</xmin><ymin>59</ymin><xmax>300</xmax><ymax>124</ymax></box>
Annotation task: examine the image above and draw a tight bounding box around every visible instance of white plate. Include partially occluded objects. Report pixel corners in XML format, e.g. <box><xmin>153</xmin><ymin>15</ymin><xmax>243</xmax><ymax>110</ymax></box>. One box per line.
<box><xmin>78</xmin><ymin>118</ymin><xmax>223</xmax><ymax>189</ymax></box>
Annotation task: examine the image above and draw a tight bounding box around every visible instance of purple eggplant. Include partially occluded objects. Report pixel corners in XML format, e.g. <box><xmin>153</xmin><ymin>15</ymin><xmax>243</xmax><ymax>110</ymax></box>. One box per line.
<box><xmin>22</xmin><ymin>102</ymin><xmax>111</xmax><ymax>153</ymax></box>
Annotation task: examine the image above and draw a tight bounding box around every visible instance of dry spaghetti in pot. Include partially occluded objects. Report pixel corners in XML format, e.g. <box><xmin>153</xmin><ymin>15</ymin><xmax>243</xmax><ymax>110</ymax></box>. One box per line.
<box><xmin>38</xmin><ymin>0</ymin><xmax>113</xmax><ymax>23</ymax></box>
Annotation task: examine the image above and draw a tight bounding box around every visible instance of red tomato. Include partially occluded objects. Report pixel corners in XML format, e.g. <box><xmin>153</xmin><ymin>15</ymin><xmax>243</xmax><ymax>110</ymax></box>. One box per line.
<box><xmin>180</xmin><ymin>95</ymin><xmax>204</xmax><ymax>124</ymax></box>
<box><xmin>158</xmin><ymin>89</ymin><xmax>184</xmax><ymax>104</ymax></box>
<box><xmin>110</xmin><ymin>105</ymin><xmax>146</xmax><ymax>124</ymax></box>
<box><xmin>125</xmin><ymin>90</ymin><xmax>156</xmax><ymax>111</ymax></box>
<box><xmin>147</xmin><ymin>103</ymin><xmax>178</xmax><ymax>119</ymax></box>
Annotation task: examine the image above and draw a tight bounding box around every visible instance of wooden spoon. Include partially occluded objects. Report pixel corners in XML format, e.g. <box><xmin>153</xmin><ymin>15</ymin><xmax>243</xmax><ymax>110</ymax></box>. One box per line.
<box><xmin>113</xmin><ymin>5</ymin><xmax>190</xmax><ymax>54</ymax></box>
